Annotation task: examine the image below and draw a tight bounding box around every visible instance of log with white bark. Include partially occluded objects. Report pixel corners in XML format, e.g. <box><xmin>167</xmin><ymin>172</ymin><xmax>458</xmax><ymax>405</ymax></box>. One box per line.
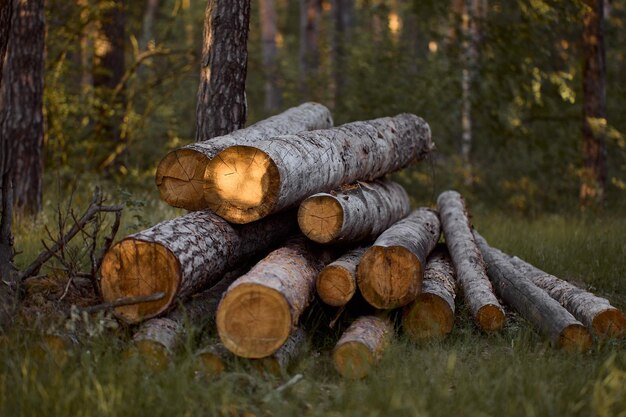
<box><xmin>216</xmin><ymin>239</ymin><xmax>333</xmax><ymax>358</ymax></box>
<box><xmin>204</xmin><ymin>113</ymin><xmax>433</xmax><ymax>224</ymax></box>
<box><xmin>317</xmin><ymin>246</ymin><xmax>367</xmax><ymax>307</ymax></box>
<box><xmin>357</xmin><ymin>208</ymin><xmax>440</xmax><ymax>309</ymax></box>
<box><xmin>332</xmin><ymin>315</ymin><xmax>393</xmax><ymax>379</ymax></box>
<box><xmin>100</xmin><ymin>210</ymin><xmax>297</xmax><ymax>324</ymax></box>
<box><xmin>402</xmin><ymin>247</ymin><xmax>457</xmax><ymax>340</ymax></box>
<box><xmin>156</xmin><ymin>102</ymin><xmax>332</xmax><ymax>210</ymax></box>
<box><xmin>298</xmin><ymin>179</ymin><xmax>410</xmax><ymax>244</ymax></box>
<box><xmin>474</xmin><ymin>232</ymin><xmax>592</xmax><ymax>351</ymax></box>
<box><xmin>509</xmin><ymin>255</ymin><xmax>626</xmax><ymax>338</ymax></box>
<box><xmin>437</xmin><ymin>190</ymin><xmax>505</xmax><ymax>332</ymax></box>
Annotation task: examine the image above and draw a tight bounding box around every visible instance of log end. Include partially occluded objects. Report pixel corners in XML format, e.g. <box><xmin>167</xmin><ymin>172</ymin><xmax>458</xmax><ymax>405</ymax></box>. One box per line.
<box><xmin>100</xmin><ymin>239</ymin><xmax>180</xmax><ymax>324</ymax></box>
<box><xmin>129</xmin><ymin>340</ymin><xmax>171</xmax><ymax>371</ymax></box>
<box><xmin>298</xmin><ymin>195</ymin><xmax>344</xmax><ymax>243</ymax></box>
<box><xmin>204</xmin><ymin>145</ymin><xmax>280</xmax><ymax>224</ymax></box>
<box><xmin>316</xmin><ymin>265</ymin><xmax>356</xmax><ymax>307</ymax></box>
<box><xmin>357</xmin><ymin>245</ymin><xmax>422</xmax><ymax>309</ymax></box>
<box><xmin>332</xmin><ymin>341</ymin><xmax>374</xmax><ymax>379</ymax></box>
<box><xmin>402</xmin><ymin>293</ymin><xmax>454</xmax><ymax>340</ymax></box>
<box><xmin>251</xmin><ymin>358</ymin><xmax>281</xmax><ymax>376</ymax></box>
<box><xmin>216</xmin><ymin>283</ymin><xmax>292</xmax><ymax>358</ymax></box>
<box><xmin>196</xmin><ymin>351</ymin><xmax>227</xmax><ymax>376</ymax></box>
<box><xmin>559</xmin><ymin>324</ymin><xmax>592</xmax><ymax>352</ymax></box>
<box><xmin>155</xmin><ymin>148</ymin><xmax>210</xmax><ymax>210</ymax></box>
<box><xmin>475</xmin><ymin>304</ymin><xmax>506</xmax><ymax>332</ymax></box>
<box><xmin>592</xmin><ymin>308</ymin><xmax>626</xmax><ymax>339</ymax></box>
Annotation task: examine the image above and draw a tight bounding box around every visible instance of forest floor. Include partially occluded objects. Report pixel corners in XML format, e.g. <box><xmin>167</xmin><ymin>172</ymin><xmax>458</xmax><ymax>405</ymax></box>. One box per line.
<box><xmin>1</xmin><ymin>191</ymin><xmax>625</xmax><ymax>417</ymax></box>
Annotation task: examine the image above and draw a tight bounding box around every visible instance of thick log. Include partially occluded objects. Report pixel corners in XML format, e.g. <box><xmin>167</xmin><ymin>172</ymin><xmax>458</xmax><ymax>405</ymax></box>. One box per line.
<box><xmin>509</xmin><ymin>255</ymin><xmax>625</xmax><ymax>338</ymax></box>
<box><xmin>402</xmin><ymin>248</ymin><xmax>457</xmax><ymax>340</ymax></box>
<box><xmin>357</xmin><ymin>208</ymin><xmax>440</xmax><ymax>309</ymax></box>
<box><xmin>332</xmin><ymin>315</ymin><xmax>393</xmax><ymax>379</ymax></box>
<box><xmin>316</xmin><ymin>246</ymin><xmax>367</xmax><ymax>307</ymax></box>
<box><xmin>437</xmin><ymin>190</ymin><xmax>505</xmax><ymax>332</ymax></box>
<box><xmin>474</xmin><ymin>232</ymin><xmax>592</xmax><ymax>351</ymax></box>
<box><xmin>156</xmin><ymin>102</ymin><xmax>332</xmax><ymax>210</ymax></box>
<box><xmin>100</xmin><ymin>210</ymin><xmax>297</xmax><ymax>324</ymax></box>
<box><xmin>298</xmin><ymin>179</ymin><xmax>410</xmax><ymax>244</ymax></box>
<box><xmin>216</xmin><ymin>239</ymin><xmax>333</xmax><ymax>358</ymax></box>
<box><xmin>204</xmin><ymin>113</ymin><xmax>433</xmax><ymax>224</ymax></box>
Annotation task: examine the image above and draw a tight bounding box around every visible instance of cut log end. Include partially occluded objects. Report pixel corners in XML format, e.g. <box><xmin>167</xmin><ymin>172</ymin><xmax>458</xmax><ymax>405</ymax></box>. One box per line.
<box><xmin>592</xmin><ymin>308</ymin><xmax>626</xmax><ymax>338</ymax></box>
<box><xmin>316</xmin><ymin>265</ymin><xmax>356</xmax><ymax>307</ymax></box>
<box><xmin>559</xmin><ymin>324</ymin><xmax>592</xmax><ymax>352</ymax></box>
<box><xmin>475</xmin><ymin>304</ymin><xmax>506</xmax><ymax>332</ymax></box>
<box><xmin>297</xmin><ymin>195</ymin><xmax>344</xmax><ymax>243</ymax></box>
<box><xmin>196</xmin><ymin>351</ymin><xmax>227</xmax><ymax>376</ymax></box>
<box><xmin>403</xmin><ymin>293</ymin><xmax>454</xmax><ymax>340</ymax></box>
<box><xmin>216</xmin><ymin>283</ymin><xmax>292</xmax><ymax>358</ymax></box>
<box><xmin>204</xmin><ymin>145</ymin><xmax>280</xmax><ymax>224</ymax></box>
<box><xmin>100</xmin><ymin>239</ymin><xmax>180</xmax><ymax>323</ymax></box>
<box><xmin>155</xmin><ymin>149</ymin><xmax>210</xmax><ymax>210</ymax></box>
<box><xmin>133</xmin><ymin>340</ymin><xmax>170</xmax><ymax>371</ymax></box>
<box><xmin>332</xmin><ymin>341</ymin><xmax>374</xmax><ymax>379</ymax></box>
<box><xmin>357</xmin><ymin>246</ymin><xmax>422</xmax><ymax>309</ymax></box>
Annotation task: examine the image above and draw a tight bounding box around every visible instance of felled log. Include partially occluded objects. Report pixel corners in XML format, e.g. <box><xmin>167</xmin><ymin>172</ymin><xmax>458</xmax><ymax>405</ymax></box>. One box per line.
<box><xmin>509</xmin><ymin>255</ymin><xmax>626</xmax><ymax>338</ymax></box>
<box><xmin>297</xmin><ymin>179</ymin><xmax>410</xmax><ymax>244</ymax></box>
<box><xmin>100</xmin><ymin>210</ymin><xmax>296</xmax><ymax>324</ymax></box>
<box><xmin>204</xmin><ymin>113</ymin><xmax>433</xmax><ymax>224</ymax></box>
<box><xmin>357</xmin><ymin>208</ymin><xmax>440</xmax><ymax>309</ymax></box>
<box><xmin>474</xmin><ymin>232</ymin><xmax>592</xmax><ymax>351</ymax></box>
<box><xmin>250</xmin><ymin>328</ymin><xmax>307</xmax><ymax>375</ymax></box>
<box><xmin>195</xmin><ymin>343</ymin><xmax>232</xmax><ymax>376</ymax></box>
<box><xmin>216</xmin><ymin>239</ymin><xmax>333</xmax><ymax>358</ymax></box>
<box><xmin>332</xmin><ymin>315</ymin><xmax>393</xmax><ymax>379</ymax></box>
<box><xmin>437</xmin><ymin>190</ymin><xmax>505</xmax><ymax>332</ymax></box>
<box><xmin>402</xmin><ymin>248</ymin><xmax>456</xmax><ymax>340</ymax></box>
<box><xmin>156</xmin><ymin>102</ymin><xmax>333</xmax><ymax>210</ymax></box>
<box><xmin>317</xmin><ymin>246</ymin><xmax>367</xmax><ymax>307</ymax></box>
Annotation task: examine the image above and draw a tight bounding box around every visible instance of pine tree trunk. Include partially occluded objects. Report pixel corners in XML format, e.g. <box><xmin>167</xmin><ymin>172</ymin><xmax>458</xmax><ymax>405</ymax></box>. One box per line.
<box><xmin>298</xmin><ymin>179</ymin><xmax>411</xmax><ymax>244</ymax></box>
<box><xmin>299</xmin><ymin>0</ymin><xmax>321</xmax><ymax>89</ymax></box>
<box><xmin>140</xmin><ymin>0</ymin><xmax>159</xmax><ymax>51</ymax></box>
<box><xmin>156</xmin><ymin>102</ymin><xmax>332</xmax><ymax>211</ymax></box>
<box><xmin>0</xmin><ymin>0</ymin><xmax>12</xmax><ymax>87</ymax></box>
<box><xmin>332</xmin><ymin>0</ymin><xmax>354</xmax><ymax>114</ymax></box>
<box><xmin>259</xmin><ymin>0</ymin><xmax>281</xmax><ymax>113</ymax></box>
<box><xmin>196</xmin><ymin>0</ymin><xmax>251</xmax><ymax>141</ymax></box>
<box><xmin>460</xmin><ymin>0</ymin><xmax>479</xmax><ymax>186</ymax></box>
<box><xmin>317</xmin><ymin>246</ymin><xmax>368</xmax><ymax>307</ymax></box>
<box><xmin>204</xmin><ymin>113</ymin><xmax>433</xmax><ymax>224</ymax></box>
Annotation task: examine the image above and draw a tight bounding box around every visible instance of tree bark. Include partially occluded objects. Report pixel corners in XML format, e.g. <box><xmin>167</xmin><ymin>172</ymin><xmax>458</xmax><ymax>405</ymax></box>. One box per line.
<box><xmin>357</xmin><ymin>208</ymin><xmax>441</xmax><ymax>309</ymax></box>
<box><xmin>100</xmin><ymin>210</ymin><xmax>298</xmax><ymax>324</ymax></box>
<box><xmin>299</xmin><ymin>0</ymin><xmax>321</xmax><ymax>88</ymax></box>
<box><xmin>196</xmin><ymin>0</ymin><xmax>251</xmax><ymax>142</ymax></box>
<box><xmin>259</xmin><ymin>0</ymin><xmax>280</xmax><ymax>113</ymax></box>
<box><xmin>474</xmin><ymin>231</ymin><xmax>592</xmax><ymax>352</ymax></box>
<box><xmin>205</xmin><ymin>113</ymin><xmax>433</xmax><ymax>224</ymax></box>
<box><xmin>156</xmin><ymin>102</ymin><xmax>332</xmax><ymax>211</ymax></box>
<box><xmin>332</xmin><ymin>315</ymin><xmax>393</xmax><ymax>379</ymax></box>
<box><xmin>298</xmin><ymin>179</ymin><xmax>411</xmax><ymax>244</ymax></box>
<box><xmin>509</xmin><ymin>255</ymin><xmax>625</xmax><ymax>338</ymax></box>
<box><xmin>402</xmin><ymin>247</ymin><xmax>457</xmax><ymax>341</ymax></box>
<box><xmin>317</xmin><ymin>246</ymin><xmax>368</xmax><ymax>307</ymax></box>
<box><xmin>437</xmin><ymin>190</ymin><xmax>505</xmax><ymax>332</ymax></box>
<box><xmin>216</xmin><ymin>239</ymin><xmax>333</xmax><ymax>358</ymax></box>
<box><xmin>580</xmin><ymin>0</ymin><xmax>607</xmax><ymax>206</ymax></box>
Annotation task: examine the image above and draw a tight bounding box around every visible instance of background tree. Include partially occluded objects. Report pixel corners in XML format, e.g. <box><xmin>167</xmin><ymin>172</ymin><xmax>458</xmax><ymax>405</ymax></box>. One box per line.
<box><xmin>259</xmin><ymin>0</ymin><xmax>281</xmax><ymax>114</ymax></box>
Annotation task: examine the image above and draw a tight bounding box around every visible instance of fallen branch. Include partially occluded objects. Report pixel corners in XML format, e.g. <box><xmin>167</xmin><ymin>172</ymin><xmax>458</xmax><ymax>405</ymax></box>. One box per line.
<box><xmin>80</xmin><ymin>292</ymin><xmax>165</xmax><ymax>315</ymax></box>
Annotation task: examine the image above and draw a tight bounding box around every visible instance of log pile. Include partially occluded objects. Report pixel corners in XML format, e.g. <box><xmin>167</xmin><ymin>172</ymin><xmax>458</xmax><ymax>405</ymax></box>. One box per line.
<box><xmin>96</xmin><ymin>103</ymin><xmax>623</xmax><ymax>379</ymax></box>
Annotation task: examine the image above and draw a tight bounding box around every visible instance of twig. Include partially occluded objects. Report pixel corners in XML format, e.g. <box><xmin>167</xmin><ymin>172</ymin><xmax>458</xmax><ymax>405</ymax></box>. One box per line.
<box><xmin>329</xmin><ymin>305</ymin><xmax>347</xmax><ymax>329</ymax></box>
<box><xmin>79</xmin><ymin>292</ymin><xmax>165</xmax><ymax>315</ymax></box>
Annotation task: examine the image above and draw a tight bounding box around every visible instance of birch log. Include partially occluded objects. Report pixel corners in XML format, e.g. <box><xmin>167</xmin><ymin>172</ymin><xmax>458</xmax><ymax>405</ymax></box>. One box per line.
<box><xmin>333</xmin><ymin>315</ymin><xmax>393</xmax><ymax>379</ymax></box>
<box><xmin>298</xmin><ymin>179</ymin><xmax>410</xmax><ymax>244</ymax></box>
<box><xmin>402</xmin><ymin>248</ymin><xmax>457</xmax><ymax>340</ymax></box>
<box><xmin>100</xmin><ymin>210</ymin><xmax>297</xmax><ymax>324</ymax></box>
<box><xmin>475</xmin><ymin>232</ymin><xmax>592</xmax><ymax>351</ymax></box>
<box><xmin>509</xmin><ymin>255</ymin><xmax>625</xmax><ymax>338</ymax></box>
<box><xmin>437</xmin><ymin>190</ymin><xmax>505</xmax><ymax>332</ymax></box>
<box><xmin>317</xmin><ymin>246</ymin><xmax>367</xmax><ymax>307</ymax></box>
<box><xmin>216</xmin><ymin>239</ymin><xmax>333</xmax><ymax>358</ymax></box>
<box><xmin>357</xmin><ymin>208</ymin><xmax>440</xmax><ymax>309</ymax></box>
<box><xmin>156</xmin><ymin>102</ymin><xmax>332</xmax><ymax>210</ymax></box>
<box><xmin>204</xmin><ymin>113</ymin><xmax>433</xmax><ymax>224</ymax></box>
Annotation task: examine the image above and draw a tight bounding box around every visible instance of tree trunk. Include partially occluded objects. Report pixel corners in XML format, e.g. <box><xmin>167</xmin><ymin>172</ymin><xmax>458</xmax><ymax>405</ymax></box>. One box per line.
<box><xmin>196</xmin><ymin>0</ymin><xmax>251</xmax><ymax>142</ymax></box>
<box><xmin>357</xmin><ymin>208</ymin><xmax>441</xmax><ymax>309</ymax></box>
<box><xmin>437</xmin><ymin>190</ymin><xmax>505</xmax><ymax>332</ymax></box>
<box><xmin>140</xmin><ymin>0</ymin><xmax>159</xmax><ymax>51</ymax></box>
<box><xmin>332</xmin><ymin>0</ymin><xmax>354</xmax><ymax>114</ymax></box>
<box><xmin>78</xmin><ymin>0</ymin><xmax>93</xmax><ymax>93</ymax></box>
<box><xmin>299</xmin><ymin>0</ymin><xmax>321</xmax><ymax>89</ymax></box>
<box><xmin>298</xmin><ymin>179</ymin><xmax>411</xmax><ymax>244</ymax></box>
<box><xmin>100</xmin><ymin>210</ymin><xmax>297</xmax><ymax>324</ymax></box>
<box><xmin>460</xmin><ymin>0</ymin><xmax>479</xmax><ymax>186</ymax></box>
<box><xmin>0</xmin><ymin>0</ymin><xmax>12</xmax><ymax>87</ymax></box>
<box><xmin>317</xmin><ymin>246</ymin><xmax>368</xmax><ymax>307</ymax></box>
<box><xmin>332</xmin><ymin>315</ymin><xmax>393</xmax><ymax>379</ymax></box>
<box><xmin>402</xmin><ymin>247</ymin><xmax>457</xmax><ymax>340</ymax></box>
<box><xmin>580</xmin><ymin>0</ymin><xmax>607</xmax><ymax>206</ymax></box>
<box><xmin>204</xmin><ymin>113</ymin><xmax>433</xmax><ymax>224</ymax></box>
<box><xmin>474</xmin><ymin>232</ymin><xmax>592</xmax><ymax>352</ymax></box>
<box><xmin>509</xmin><ymin>255</ymin><xmax>625</xmax><ymax>338</ymax></box>
<box><xmin>156</xmin><ymin>102</ymin><xmax>332</xmax><ymax>211</ymax></box>
<box><xmin>216</xmin><ymin>239</ymin><xmax>333</xmax><ymax>358</ymax></box>
<box><xmin>259</xmin><ymin>0</ymin><xmax>280</xmax><ymax>113</ymax></box>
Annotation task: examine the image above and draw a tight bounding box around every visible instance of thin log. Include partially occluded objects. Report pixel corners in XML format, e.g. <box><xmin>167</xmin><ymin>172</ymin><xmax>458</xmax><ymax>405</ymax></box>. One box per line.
<box><xmin>317</xmin><ymin>246</ymin><xmax>367</xmax><ymax>307</ymax></box>
<box><xmin>298</xmin><ymin>179</ymin><xmax>410</xmax><ymax>244</ymax></box>
<box><xmin>204</xmin><ymin>113</ymin><xmax>433</xmax><ymax>224</ymax></box>
<box><xmin>474</xmin><ymin>231</ymin><xmax>592</xmax><ymax>352</ymax></box>
<box><xmin>357</xmin><ymin>208</ymin><xmax>440</xmax><ymax>309</ymax></box>
<box><xmin>437</xmin><ymin>190</ymin><xmax>505</xmax><ymax>332</ymax></box>
<box><xmin>156</xmin><ymin>102</ymin><xmax>333</xmax><ymax>210</ymax></box>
